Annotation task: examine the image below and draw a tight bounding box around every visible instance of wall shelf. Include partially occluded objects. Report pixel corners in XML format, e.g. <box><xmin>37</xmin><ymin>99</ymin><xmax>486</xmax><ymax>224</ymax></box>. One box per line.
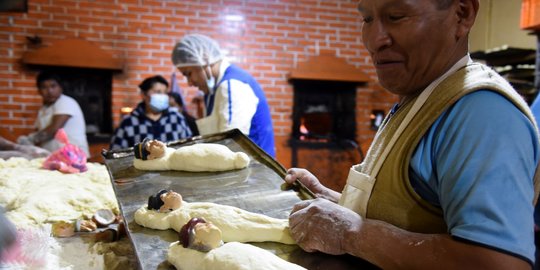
<box><xmin>471</xmin><ymin>45</ymin><xmax>537</xmax><ymax>104</ymax></box>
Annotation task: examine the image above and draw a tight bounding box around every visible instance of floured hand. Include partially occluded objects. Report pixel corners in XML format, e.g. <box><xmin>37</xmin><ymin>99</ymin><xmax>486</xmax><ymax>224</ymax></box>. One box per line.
<box><xmin>14</xmin><ymin>145</ymin><xmax>50</xmax><ymax>158</ymax></box>
<box><xmin>289</xmin><ymin>198</ymin><xmax>362</xmax><ymax>255</ymax></box>
<box><xmin>285</xmin><ymin>168</ymin><xmax>341</xmax><ymax>202</ymax></box>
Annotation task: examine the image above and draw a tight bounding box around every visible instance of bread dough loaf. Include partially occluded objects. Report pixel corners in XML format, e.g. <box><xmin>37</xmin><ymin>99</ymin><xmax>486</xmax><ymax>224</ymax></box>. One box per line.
<box><xmin>168</xmin><ymin>241</ymin><xmax>306</xmax><ymax>270</ymax></box>
<box><xmin>133</xmin><ymin>147</ymin><xmax>175</xmax><ymax>171</ymax></box>
<box><xmin>133</xmin><ymin>144</ymin><xmax>250</xmax><ymax>172</ymax></box>
<box><xmin>168</xmin><ymin>144</ymin><xmax>249</xmax><ymax>171</ymax></box>
<box><xmin>134</xmin><ymin>201</ymin><xmax>295</xmax><ymax>244</ymax></box>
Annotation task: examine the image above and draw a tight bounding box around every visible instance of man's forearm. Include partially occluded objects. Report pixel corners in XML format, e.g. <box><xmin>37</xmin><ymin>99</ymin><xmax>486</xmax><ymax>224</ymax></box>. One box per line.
<box><xmin>32</xmin><ymin>130</ymin><xmax>54</xmax><ymax>145</ymax></box>
<box><xmin>347</xmin><ymin>219</ymin><xmax>530</xmax><ymax>270</ymax></box>
<box><xmin>0</xmin><ymin>137</ymin><xmax>16</xmax><ymax>150</ymax></box>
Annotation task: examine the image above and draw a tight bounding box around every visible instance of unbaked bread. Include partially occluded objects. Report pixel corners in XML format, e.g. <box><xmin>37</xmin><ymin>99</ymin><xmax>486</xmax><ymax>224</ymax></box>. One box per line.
<box><xmin>168</xmin><ymin>241</ymin><xmax>306</xmax><ymax>270</ymax></box>
<box><xmin>133</xmin><ymin>143</ymin><xmax>250</xmax><ymax>172</ymax></box>
<box><xmin>134</xmin><ymin>201</ymin><xmax>294</xmax><ymax>244</ymax></box>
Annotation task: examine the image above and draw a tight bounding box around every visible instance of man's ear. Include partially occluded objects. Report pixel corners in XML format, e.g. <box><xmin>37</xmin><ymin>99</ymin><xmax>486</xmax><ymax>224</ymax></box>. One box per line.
<box><xmin>455</xmin><ymin>0</ymin><xmax>479</xmax><ymax>39</ymax></box>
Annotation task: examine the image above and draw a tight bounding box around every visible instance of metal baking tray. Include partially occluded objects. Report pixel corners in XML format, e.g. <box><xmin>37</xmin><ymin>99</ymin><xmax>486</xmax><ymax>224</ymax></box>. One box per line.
<box><xmin>102</xmin><ymin>129</ymin><xmax>377</xmax><ymax>270</ymax></box>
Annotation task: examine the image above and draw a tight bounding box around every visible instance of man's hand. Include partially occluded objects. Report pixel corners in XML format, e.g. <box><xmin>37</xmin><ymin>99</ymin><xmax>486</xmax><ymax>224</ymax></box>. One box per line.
<box><xmin>14</xmin><ymin>144</ymin><xmax>51</xmax><ymax>158</ymax></box>
<box><xmin>285</xmin><ymin>168</ymin><xmax>321</xmax><ymax>191</ymax></box>
<box><xmin>289</xmin><ymin>198</ymin><xmax>362</xmax><ymax>255</ymax></box>
<box><xmin>16</xmin><ymin>133</ymin><xmax>36</xmax><ymax>145</ymax></box>
<box><xmin>285</xmin><ymin>168</ymin><xmax>341</xmax><ymax>202</ymax></box>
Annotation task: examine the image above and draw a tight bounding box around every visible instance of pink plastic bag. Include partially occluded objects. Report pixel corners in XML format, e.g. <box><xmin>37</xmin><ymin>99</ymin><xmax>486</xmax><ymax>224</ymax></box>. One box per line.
<box><xmin>42</xmin><ymin>129</ymin><xmax>87</xmax><ymax>173</ymax></box>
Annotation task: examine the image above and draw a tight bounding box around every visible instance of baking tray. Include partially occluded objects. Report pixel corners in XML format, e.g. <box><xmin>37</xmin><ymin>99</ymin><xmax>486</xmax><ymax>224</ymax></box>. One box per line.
<box><xmin>102</xmin><ymin>129</ymin><xmax>378</xmax><ymax>270</ymax></box>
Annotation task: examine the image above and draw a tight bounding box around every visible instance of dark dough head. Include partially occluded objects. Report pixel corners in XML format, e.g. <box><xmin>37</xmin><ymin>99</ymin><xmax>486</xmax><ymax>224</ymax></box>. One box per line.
<box><xmin>147</xmin><ymin>189</ymin><xmax>168</xmax><ymax>210</ymax></box>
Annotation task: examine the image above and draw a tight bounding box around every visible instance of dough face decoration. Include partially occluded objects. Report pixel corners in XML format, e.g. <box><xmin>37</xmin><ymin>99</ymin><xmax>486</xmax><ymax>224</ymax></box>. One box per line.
<box><xmin>132</xmin><ymin>139</ymin><xmax>250</xmax><ymax>172</ymax></box>
<box><xmin>179</xmin><ymin>217</ymin><xmax>223</xmax><ymax>252</ymax></box>
<box><xmin>134</xmin><ymin>138</ymin><xmax>167</xmax><ymax>161</ymax></box>
<box><xmin>147</xmin><ymin>189</ymin><xmax>183</xmax><ymax>213</ymax></box>
<box><xmin>168</xmin><ymin>217</ymin><xmax>306</xmax><ymax>270</ymax></box>
<box><xmin>134</xmin><ymin>190</ymin><xmax>295</xmax><ymax>244</ymax></box>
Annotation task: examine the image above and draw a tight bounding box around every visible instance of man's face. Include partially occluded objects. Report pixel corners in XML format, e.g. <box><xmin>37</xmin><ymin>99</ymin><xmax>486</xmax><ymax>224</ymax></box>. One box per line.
<box><xmin>358</xmin><ymin>0</ymin><xmax>459</xmax><ymax>97</ymax></box>
<box><xmin>38</xmin><ymin>79</ymin><xmax>63</xmax><ymax>105</ymax></box>
<box><xmin>178</xmin><ymin>66</ymin><xmax>210</xmax><ymax>94</ymax></box>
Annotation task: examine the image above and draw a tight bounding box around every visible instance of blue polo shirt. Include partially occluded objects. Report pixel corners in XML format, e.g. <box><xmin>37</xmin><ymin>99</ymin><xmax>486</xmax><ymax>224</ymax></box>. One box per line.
<box><xmin>410</xmin><ymin>90</ymin><xmax>538</xmax><ymax>263</ymax></box>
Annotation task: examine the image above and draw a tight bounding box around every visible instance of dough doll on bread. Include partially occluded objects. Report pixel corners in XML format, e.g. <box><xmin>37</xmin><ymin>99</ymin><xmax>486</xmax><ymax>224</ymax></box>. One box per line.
<box><xmin>147</xmin><ymin>189</ymin><xmax>183</xmax><ymax>213</ymax></box>
<box><xmin>135</xmin><ymin>190</ymin><xmax>295</xmax><ymax>244</ymax></box>
<box><xmin>167</xmin><ymin>217</ymin><xmax>306</xmax><ymax>270</ymax></box>
<box><xmin>132</xmin><ymin>138</ymin><xmax>250</xmax><ymax>172</ymax></box>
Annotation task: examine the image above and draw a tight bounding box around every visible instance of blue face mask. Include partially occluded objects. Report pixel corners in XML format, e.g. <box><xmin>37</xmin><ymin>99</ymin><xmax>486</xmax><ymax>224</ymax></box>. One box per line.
<box><xmin>149</xmin><ymin>93</ymin><xmax>169</xmax><ymax>112</ymax></box>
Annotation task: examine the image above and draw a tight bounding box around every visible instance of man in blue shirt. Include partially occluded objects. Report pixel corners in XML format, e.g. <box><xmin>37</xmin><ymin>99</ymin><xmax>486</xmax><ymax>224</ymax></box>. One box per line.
<box><xmin>286</xmin><ymin>0</ymin><xmax>539</xmax><ymax>269</ymax></box>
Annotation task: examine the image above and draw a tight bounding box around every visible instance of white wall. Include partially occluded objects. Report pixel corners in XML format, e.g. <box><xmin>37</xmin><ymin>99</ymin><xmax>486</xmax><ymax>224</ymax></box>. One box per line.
<box><xmin>469</xmin><ymin>0</ymin><xmax>536</xmax><ymax>52</ymax></box>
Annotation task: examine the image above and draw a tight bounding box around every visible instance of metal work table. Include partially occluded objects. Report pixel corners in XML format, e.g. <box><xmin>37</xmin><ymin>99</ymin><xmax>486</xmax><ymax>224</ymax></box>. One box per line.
<box><xmin>102</xmin><ymin>129</ymin><xmax>377</xmax><ymax>270</ymax></box>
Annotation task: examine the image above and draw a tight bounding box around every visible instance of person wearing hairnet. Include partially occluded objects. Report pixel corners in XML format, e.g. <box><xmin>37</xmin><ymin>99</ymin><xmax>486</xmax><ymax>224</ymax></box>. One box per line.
<box><xmin>171</xmin><ymin>34</ymin><xmax>276</xmax><ymax>157</ymax></box>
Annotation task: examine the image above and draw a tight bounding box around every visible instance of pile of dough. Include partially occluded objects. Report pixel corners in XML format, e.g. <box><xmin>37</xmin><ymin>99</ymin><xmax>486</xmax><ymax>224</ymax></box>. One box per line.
<box><xmin>168</xmin><ymin>241</ymin><xmax>306</xmax><ymax>270</ymax></box>
<box><xmin>133</xmin><ymin>143</ymin><xmax>250</xmax><ymax>172</ymax></box>
<box><xmin>0</xmin><ymin>158</ymin><xmax>118</xmax><ymax>227</ymax></box>
<box><xmin>134</xmin><ymin>201</ymin><xmax>295</xmax><ymax>244</ymax></box>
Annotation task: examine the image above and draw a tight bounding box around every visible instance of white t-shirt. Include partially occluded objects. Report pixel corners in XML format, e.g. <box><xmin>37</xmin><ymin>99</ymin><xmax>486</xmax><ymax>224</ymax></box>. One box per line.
<box><xmin>35</xmin><ymin>94</ymin><xmax>89</xmax><ymax>155</ymax></box>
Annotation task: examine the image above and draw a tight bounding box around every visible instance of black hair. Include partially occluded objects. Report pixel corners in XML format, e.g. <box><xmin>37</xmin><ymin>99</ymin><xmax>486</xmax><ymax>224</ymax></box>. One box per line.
<box><xmin>147</xmin><ymin>189</ymin><xmax>168</xmax><ymax>210</ymax></box>
<box><xmin>168</xmin><ymin>91</ymin><xmax>185</xmax><ymax>107</ymax></box>
<box><xmin>36</xmin><ymin>71</ymin><xmax>63</xmax><ymax>88</ymax></box>
<box><xmin>138</xmin><ymin>75</ymin><xmax>169</xmax><ymax>94</ymax></box>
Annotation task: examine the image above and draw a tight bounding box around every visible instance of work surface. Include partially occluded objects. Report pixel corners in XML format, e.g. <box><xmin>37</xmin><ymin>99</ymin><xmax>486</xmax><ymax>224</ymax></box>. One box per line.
<box><xmin>103</xmin><ymin>129</ymin><xmax>378</xmax><ymax>270</ymax></box>
<box><xmin>0</xmin><ymin>157</ymin><xmax>136</xmax><ymax>269</ymax></box>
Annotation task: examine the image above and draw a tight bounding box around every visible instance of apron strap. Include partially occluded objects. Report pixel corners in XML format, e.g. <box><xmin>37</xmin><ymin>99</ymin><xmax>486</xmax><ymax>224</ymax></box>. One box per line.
<box><xmin>339</xmin><ymin>58</ymin><xmax>470</xmax><ymax>215</ymax></box>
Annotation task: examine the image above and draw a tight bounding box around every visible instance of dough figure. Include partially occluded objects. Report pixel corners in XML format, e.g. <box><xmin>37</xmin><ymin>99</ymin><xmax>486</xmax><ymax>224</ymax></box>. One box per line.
<box><xmin>135</xmin><ymin>191</ymin><xmax>294</xmax><ymax>244</ymax></box>
<box><xmin>132</xmin><ymin>139</ymin><xmax>250</xmax><ymax>172</ymax></box>
<box><xmin>167</xmin><ymin>218</ymin><xmax>306</xmax><ymax>270</ymax></box>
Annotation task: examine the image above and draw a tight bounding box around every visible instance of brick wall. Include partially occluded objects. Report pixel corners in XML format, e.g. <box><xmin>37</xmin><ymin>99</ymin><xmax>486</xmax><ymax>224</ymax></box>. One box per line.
<box><xmin>0</xmin><ymin>0</ymin><xmax>396</xmax><ymax>167</ymax></box>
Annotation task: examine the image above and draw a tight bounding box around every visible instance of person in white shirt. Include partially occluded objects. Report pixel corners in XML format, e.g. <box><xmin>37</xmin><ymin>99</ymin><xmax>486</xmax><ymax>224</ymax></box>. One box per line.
<box><xmin>18</xmin><ymin>72</ymin><xmax>89</xmax><ymax>156</ymax></box>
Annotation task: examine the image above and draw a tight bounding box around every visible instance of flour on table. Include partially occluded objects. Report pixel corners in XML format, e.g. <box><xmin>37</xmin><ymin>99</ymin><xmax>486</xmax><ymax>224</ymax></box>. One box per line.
<box><xmin>134</xmin><ymin>201</ymin><xmax>295</xmax><ymax>244</ymax></box>
<box><xmin>0</xmin><ymin>157</ymin><xmax>119</xmax><ymax>227</ymax></box>
<box><xmin>0</xmin><ymin>157</ymin><xmax>124</xmax><ymax>269</ymax></box>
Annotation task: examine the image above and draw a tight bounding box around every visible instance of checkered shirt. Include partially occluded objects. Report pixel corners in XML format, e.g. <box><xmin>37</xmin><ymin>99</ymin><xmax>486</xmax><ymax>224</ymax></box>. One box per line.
<box><xmin>109</xmin><ymin>102</ymin><xmax>193</xmax><ymax>150</ymax></box>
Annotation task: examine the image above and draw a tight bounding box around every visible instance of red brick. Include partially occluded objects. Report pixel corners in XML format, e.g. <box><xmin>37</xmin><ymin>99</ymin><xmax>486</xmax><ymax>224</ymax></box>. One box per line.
<box><xmin>0</xmin><ymin>0</ymin><xmax>386</xmax><ymax>168</ymax></box>
<box><xmin>140</xmin><ymin>15</ymin><xmax>162</xmax><ymax>22</ymax></box>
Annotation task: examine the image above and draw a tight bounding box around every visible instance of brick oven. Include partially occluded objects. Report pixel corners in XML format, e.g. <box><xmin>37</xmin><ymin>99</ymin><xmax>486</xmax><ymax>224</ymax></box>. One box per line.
<box><xmin>288</xmin><ymin>51</ymin><xmax>369</xmax><ymax>191</ymax></box>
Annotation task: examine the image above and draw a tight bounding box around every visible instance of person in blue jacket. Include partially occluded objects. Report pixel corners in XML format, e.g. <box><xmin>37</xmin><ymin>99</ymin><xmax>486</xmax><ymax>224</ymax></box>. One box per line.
<box><xmin>171</xmin><ymin>34</ymin><xmax>276</xmax><ymax>157</ymax></box>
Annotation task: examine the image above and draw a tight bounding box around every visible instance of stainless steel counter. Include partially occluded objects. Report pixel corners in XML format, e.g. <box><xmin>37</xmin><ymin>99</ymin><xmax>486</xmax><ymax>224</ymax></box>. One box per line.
<box><xmin>102</xmin><ymin>129</ymin><xmax>377</xmax><ymax>270</ymax></box>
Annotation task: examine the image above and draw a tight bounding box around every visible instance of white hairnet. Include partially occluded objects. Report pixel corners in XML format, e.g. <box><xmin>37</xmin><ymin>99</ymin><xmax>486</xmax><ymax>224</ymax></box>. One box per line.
<box><xmin>171</xmin><ymin>34</ymin><xmax>224</xmax><ymax>68</ymax></box>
